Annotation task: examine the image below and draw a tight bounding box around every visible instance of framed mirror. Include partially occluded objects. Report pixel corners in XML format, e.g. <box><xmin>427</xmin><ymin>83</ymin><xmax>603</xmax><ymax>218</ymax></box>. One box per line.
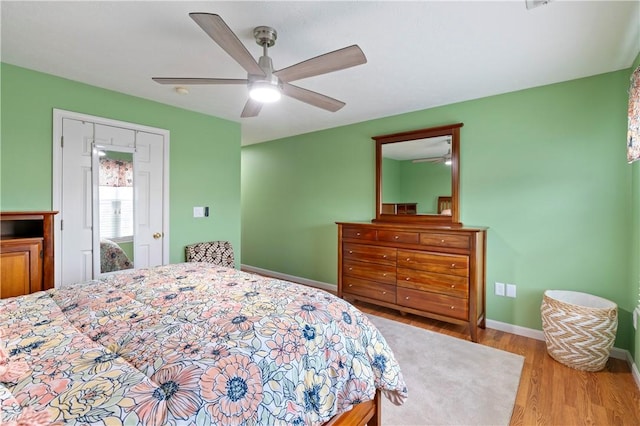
<box><xmin>373</xmin><ymin>123</ymin><xmax>463</xmax><ymax>225</ymax></box>
<box><xmin>92</xmin><ymin>145</ymin><xmax>136</xmax><ymax>276</ymax></box>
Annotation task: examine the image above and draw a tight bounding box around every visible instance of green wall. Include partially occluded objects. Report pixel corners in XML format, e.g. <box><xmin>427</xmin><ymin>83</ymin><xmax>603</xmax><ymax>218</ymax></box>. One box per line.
<box><xmin>243</xmin><ymin>69</ymin><xmax>635</xmax><ymax>350</ymax></box>
<box><xmin>382</xmin><ymin>159</ymin><xmax>450</xmax><ymax>214</ymax></box>
<box><xmin>382</xmin><ymin>157</ymin><xmax>401</xmax><ymax>203</ymax></box>
<box><xmin>1</xmin><ymin>63</ymin><xmax>242</xmax><ymax>265</ymax></box>
<box><xmin>118</xmin><ymin>241</ymin><xmax>134</xmax><ymax>263</ymax></box>
<box><xmin>399</xmin><ymin>161</ymin><xmax>451</xmax><ymax>214</ymax></box>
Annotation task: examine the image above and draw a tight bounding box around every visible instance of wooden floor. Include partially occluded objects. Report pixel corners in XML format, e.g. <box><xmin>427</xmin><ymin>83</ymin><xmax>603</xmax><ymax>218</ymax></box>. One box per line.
<box><xmin>353</xmin><ymin>301</ymin><xmax>640</xmax><ymax>426</ymax></box>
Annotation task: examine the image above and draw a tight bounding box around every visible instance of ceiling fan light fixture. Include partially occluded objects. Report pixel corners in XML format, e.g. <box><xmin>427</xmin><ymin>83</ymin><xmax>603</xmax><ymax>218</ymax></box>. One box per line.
<box><xmin>249</xmin><ymin>81</ymin><xmax>281</xmax><ymax>103</ymax></box>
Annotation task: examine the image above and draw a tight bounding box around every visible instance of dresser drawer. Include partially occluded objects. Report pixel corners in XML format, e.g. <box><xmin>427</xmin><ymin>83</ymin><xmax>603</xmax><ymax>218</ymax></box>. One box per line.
<box><xmin>397</xmin><ymin>287</ymin><xmax>468</xmax><ymax>320</ymax></box>
<box><xmin>397</xmin><ymin>249</ymin><xmax>469</xmax><ymax>277</ymax></box>
<box><xmin>343</xmin><ymin>276</ymin><xmax>396</xmax><ymax>303</ymax></box>
<box><xmin>344</xmin><ymin>243</ymin><xmax>396</xmax><ymax>265</ymax></box>
<box><xmin>420</xmin><ymin>232</ymin><xmax>470</xmax><ymax>249</ymax></box>
<box><xmin>377</xmin><ymin>230</ymin><xmax>419</xmax><ymax>244</ymax></box>
<box><xmin>343</xmin><ymin>227</ymin><xmax>377</xmax><ymax>241</ymax></box>
<box><xmin>397</xmin><ymin>268</ymin><xmax>468</xmax><ymax>298</ymax></box>
<box><xmin>343</xmin><ymin>260</ymin><xmax>396</xmax><ymax>284</ymax></box>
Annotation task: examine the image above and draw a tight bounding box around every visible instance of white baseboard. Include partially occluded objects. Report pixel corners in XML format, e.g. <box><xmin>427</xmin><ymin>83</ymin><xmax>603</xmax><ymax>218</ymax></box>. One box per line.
<box><xmin>485</xmin><ymin>319</ymin><xmax>545</xmax><ymax>341</ymax></box>
<box><xmin>633</xmin><ymin>358</ymin><xmax>640</xmax><ymax>390</ymax></box>
<box><xmin>241</xmin><ymin>264</ymin><xmax>337</xmax><ymax>293</ymax></box>
<box><xmin>486</xmin><ymin>318</ymin><xmax>630</xmax><ymax>361</ymax></box>
<box><xmin>242</xmin><ymin>264</ymin><xmax>640</xmax><ymax>390</ymax></box>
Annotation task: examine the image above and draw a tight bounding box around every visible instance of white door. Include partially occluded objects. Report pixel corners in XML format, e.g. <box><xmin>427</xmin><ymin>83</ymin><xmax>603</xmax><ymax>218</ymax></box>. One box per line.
<box><xmin>60</xmin><ymin>118</ymin><xmax>94</xmax><ymax>284</ymax></box>
<box><xmin>95</xmin><ymin>123</ymin><xmax>135</xmax><ymax>149</ymax></box>
<box><xmin>54</xmin><ymin>110</ymin><xmax>170</xmax><ymax>286</ymax></box>
<box><xmin>134</xmin><ymin>131</ymin><xmax>166</xmax><ymax>268</ymax></box>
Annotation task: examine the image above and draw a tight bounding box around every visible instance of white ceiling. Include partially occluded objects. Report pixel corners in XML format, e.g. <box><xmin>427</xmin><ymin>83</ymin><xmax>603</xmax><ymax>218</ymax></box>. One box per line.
<box><xmin>2</xmin><ymin>1</ymin><xmax>638</xmax><ymax>145</ymax></box>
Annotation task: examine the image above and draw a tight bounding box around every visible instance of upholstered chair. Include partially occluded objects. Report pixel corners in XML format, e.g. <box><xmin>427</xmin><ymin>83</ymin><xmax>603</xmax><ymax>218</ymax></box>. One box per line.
<box><xmin>185</xmin><ymin>241</ymin><xmax>235</xmax><ymax>268</ymax></box>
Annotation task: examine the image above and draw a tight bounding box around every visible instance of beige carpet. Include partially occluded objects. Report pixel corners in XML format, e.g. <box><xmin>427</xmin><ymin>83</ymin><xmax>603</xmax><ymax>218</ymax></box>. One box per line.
<box><xmin>368</xmin><ymin>315</ymin><xmax>524</xmax><ymax>426</ymax></box>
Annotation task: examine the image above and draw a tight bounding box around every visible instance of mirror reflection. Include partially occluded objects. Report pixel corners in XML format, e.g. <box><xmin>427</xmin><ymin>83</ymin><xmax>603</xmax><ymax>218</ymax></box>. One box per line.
<box><xmin>98</xmin><ymin>149</ymin><xmax>134</xmax><ymax>273</ymax></box>
<box><xmin>381</xmin><ymin>136</ymin><xmax>452</xmax><ymax>215</ymax></box>
<box><xmin>374</xmin><ymin>122</ymin><xmax>462</xmax><ymax>224</ymax></box>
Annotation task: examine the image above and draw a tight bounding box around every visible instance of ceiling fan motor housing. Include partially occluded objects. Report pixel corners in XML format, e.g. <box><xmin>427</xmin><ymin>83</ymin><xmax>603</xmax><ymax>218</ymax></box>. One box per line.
<box><xmin>250</xmin><ymin>26</ymin><xmax>280</xmax><ymax>91</ymax></box>
<box><xmin>249</xmin><ymin>55</ymin><xmax>280</xmax><ymax>90</ymax></box>
<box><xmin>253</xmin><ymin>26</ymin><xmax>277</xmax><ymax>47</ymax></box>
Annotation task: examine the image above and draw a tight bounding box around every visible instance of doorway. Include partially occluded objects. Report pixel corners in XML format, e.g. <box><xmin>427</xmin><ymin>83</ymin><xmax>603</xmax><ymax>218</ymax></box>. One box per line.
<box><xmin>52</xmin><ymin>109</ymin><xmax>170</xmax><ymax>286</ymax></box>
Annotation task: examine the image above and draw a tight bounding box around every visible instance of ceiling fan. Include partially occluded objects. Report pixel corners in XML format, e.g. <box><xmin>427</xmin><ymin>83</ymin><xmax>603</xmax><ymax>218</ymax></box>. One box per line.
<box><xmin>153</xmin><ymin>13</ymin><xmax>367</xmax><ymax>118</ymax></box>
<box><xmin>412</xmin><ymin>148</ymin><xmax>452</xmax><ymax>165</ymax></box>
<box><xmin>411</xmin><ymin>137</ymin><xmax>452</xmax><ymax>165</ymax></box>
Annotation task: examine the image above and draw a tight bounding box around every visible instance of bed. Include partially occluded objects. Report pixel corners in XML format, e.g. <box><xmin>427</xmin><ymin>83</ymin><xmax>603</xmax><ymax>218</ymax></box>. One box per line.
<box><xmin>0</xmin><ymin>263</ymin><xmax>406</xmax><ymax>425</ymax></box>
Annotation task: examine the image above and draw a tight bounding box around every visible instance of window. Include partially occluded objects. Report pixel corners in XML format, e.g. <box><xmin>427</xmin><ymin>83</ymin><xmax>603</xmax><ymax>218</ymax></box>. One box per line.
<box><xmin>99</xmin><ymin>186</ymin><xmax>133</xmax><ymax>241</ymax></box>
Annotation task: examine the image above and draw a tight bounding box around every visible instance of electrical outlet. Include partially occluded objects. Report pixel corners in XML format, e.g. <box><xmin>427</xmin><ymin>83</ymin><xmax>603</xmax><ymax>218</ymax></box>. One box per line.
<box><xmin>495</xmin><ymin>282</ymin><xmax>505</xmax><ymax>296</ymax></box>
<box><xmin>506</xmin><ymin>283</ymin><xmax>517</xmax><ymax>298</ymax></box>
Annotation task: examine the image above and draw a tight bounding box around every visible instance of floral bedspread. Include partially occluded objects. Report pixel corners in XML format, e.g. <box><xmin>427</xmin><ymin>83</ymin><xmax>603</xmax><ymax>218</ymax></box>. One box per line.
<box><xmin>0</xmin><ymin>263</ymin><xmax>406</xmax><ymax>425</ymax></box>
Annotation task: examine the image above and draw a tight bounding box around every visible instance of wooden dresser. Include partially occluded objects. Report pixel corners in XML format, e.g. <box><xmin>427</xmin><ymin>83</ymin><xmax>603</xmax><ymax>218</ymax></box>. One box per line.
<box><xmin>0</xmin><ymin>211</ymin><xmax>57</xmax><ymax>299</ymax></box>
<box><xmin>337</xmin><ymin>221</ymin><xmax>487</xmax><ymax>342</ymax></box>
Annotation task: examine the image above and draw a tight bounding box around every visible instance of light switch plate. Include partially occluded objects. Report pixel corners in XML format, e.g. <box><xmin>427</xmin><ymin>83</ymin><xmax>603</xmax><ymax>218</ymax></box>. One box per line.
<box><xmin>193</xmin><ymin>206</ymin><xmax>205</xmax><ymax>218</ymax></box>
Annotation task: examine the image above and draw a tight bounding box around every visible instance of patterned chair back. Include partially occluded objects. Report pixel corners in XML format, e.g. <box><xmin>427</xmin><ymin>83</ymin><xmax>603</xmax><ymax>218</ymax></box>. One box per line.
<box><xmin>185</xmin><ymin>241</ymin><xmax>235</xmax><ymax>268</ymax></box>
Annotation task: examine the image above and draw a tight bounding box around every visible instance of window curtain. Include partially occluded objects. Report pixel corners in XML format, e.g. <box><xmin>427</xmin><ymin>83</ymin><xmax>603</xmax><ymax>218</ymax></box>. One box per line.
<box><xmin>628</xmin><ymin>65</ymin><xmax>640</xmax><ymax>163</ymax></box>
<box><xmin>99</xmin><ymin>158</ymin><xmax>133</xmax><ymax>187</ymax></box>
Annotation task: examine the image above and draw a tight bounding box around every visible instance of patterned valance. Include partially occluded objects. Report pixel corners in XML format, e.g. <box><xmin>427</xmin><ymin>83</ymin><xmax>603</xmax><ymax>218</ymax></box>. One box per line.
<box><xmin>99</xmin><ymin>158</ymin><xmax>133</xmax><ymax>187</ymax></box>
<box><xmin>628</xmin><ymin>65</ymin><xmax>640</xmax><ymax>163</ymax></box>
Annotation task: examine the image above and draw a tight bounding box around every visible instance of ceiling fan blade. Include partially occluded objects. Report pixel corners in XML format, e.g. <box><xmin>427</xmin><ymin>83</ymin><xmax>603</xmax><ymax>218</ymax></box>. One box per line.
<box><xmin>281</xmin><ymin>83</ymin><xmax>345</xmax><ymax>112</ymax></box>
<box><xmin>189</xmin><ymin>13</ymin><xmax>265</xmax><ymax>77</ymax></box>
<box><xmin>152</xmin><ymin>78</ymin><xmax>248</xmax><ymax>85</ymax></box>
<box><xmin>241</xmin><ymin>98</ymin><xmax>263</xmax><ymax>118</ymax></box>
<box><xmin>274</xmin><ymin>45</ymin><xmax>367</xmax><ymax>83</ymax></box>
<box><xmin>412</xmin><ymin>157</ymin><xmax>443</xmax><ymax>164</ymax></box>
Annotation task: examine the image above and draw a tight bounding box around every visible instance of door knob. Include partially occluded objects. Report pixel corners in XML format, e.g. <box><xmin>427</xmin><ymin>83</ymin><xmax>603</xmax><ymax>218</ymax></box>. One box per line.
<box><xmin>153</xmin><ymin>232</ymin><xmax>162</xmax><ymax>239</ymax></box>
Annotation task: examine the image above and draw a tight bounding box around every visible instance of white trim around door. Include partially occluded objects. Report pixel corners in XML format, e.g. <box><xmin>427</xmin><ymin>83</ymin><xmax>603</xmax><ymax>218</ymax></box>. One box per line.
<box><xmin>52</xmin><ymin>109</ymin><xmax>170</xmax><ymax>286</ymax></box>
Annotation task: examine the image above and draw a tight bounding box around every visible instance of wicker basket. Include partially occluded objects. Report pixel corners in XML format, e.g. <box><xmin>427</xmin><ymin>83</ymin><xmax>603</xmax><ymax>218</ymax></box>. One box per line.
<box><xmin>541</xmin><ymin>290</ymin><xmax>617</xmax><ymax>372</ymax></box>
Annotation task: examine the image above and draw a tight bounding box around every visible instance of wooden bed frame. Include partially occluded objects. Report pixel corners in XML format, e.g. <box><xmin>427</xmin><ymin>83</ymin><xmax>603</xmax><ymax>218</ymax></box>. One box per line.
<box><xmin>325</xmin><ymin>390</ymin><xmax>381</xmax><ymax>426</ymax></box>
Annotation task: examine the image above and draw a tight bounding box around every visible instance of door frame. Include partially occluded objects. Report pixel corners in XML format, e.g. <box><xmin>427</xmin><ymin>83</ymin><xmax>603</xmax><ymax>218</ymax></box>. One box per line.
<box><xmin>52</xmin><ymin>108</ymin><xmax>170</xmax><ymax>287</ymax></box>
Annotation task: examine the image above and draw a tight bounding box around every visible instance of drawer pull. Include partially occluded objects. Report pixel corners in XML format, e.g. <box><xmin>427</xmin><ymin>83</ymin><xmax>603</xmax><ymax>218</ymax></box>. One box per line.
<box><xmin>441</xmin><ymin>239</ymin><xmax>445</xmax><ymax>243</ymax></box>
<box><xmin>356</xmin><ymin>232</ymin><xmax>361</xmax><ymax>236</ymax></box>
<box><xmin>349</xmin><ymin>250</ymin><xmax>353</xmax><ymax>254</ymax></box>
<box><xmin>450</xmin><ymin>306</ymin><xmax>455</xmax><ymax>310</ymax></box>
<box><xmin>394</xmin><ymin>235</ymin><xmax>399</xmax><ymax>239</ymax></box>
<box><xmin>348</xmin><ymin>267</ymin><xmax>353</xmax><ymax>271</ymax></box>
<box><xmin>382</xmin><ymin>291</ymin><xmax>387</xmax><ymax>295</ymax></box>
<box><xmin>382</xmin><ymin>255</ymin><xmax>387</xmax><ymax>258</ymax></box>
<box><xmin>406</xmin><ymin>257</ymin><xmax>411</xmax><ymax>262</ymax></box>
<box><xmin>451</xmin><ymin>284</ymin><xmax>455</xmax><ymax>288</ymax></box>
<box><xmin>405</xmin><ymin>277</ymin><xmax>410</xmax><ymax>281</ymax></box>
<box><xmin>451</xmin><ymin>263</ymin><xmax>456</xmax><ymax>268</ymax></box>
<box><xmin>382</xmin><ymin>273</ymin><xmax>387</xmax><ymax>277</ymax></box>
<box><xmin>405</xmin><ymin>296</ymin><xmax>410</xmax><ymax>300</ymax></box>
<box><xmin>348</xmin><ymin>284</ymin><xmax>353</xmax><ymax>287</ymax></box>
